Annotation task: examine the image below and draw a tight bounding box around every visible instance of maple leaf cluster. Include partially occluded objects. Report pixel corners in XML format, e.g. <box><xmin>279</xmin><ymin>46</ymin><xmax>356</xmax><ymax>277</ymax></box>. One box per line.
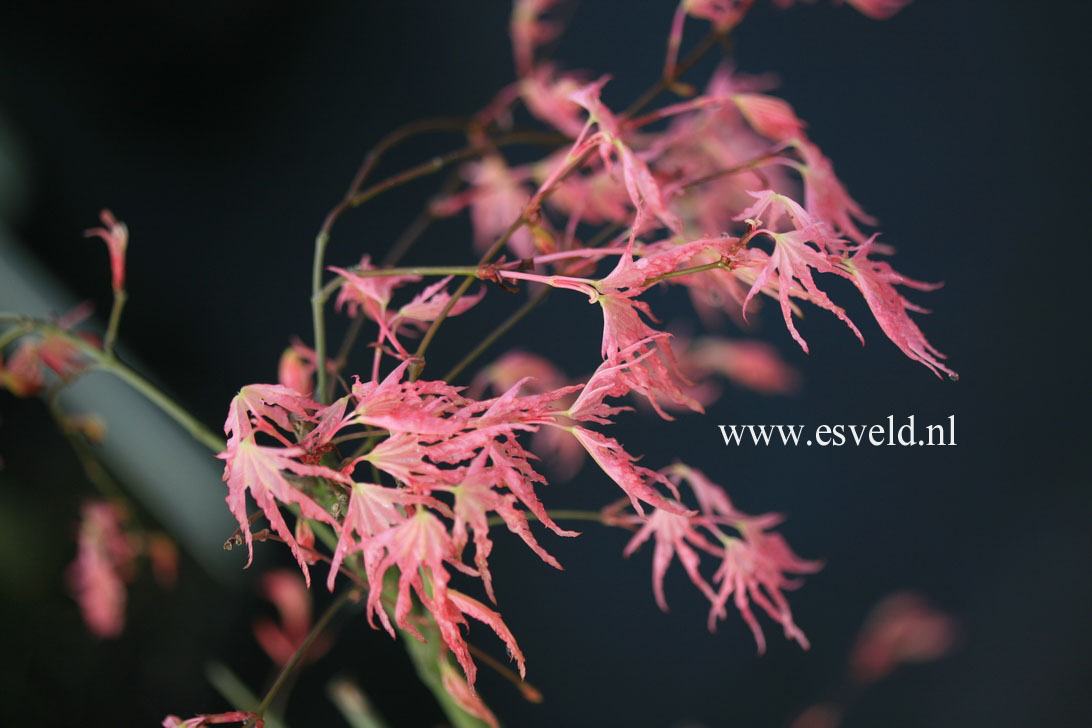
<box><xmin>0</xmin><ymin>0</ymin><xmax>958</xmax><ymax>723</ymax></box>
<box><xmin>210</xmin><ymin>0</ymin><xmax>954</xmax><ymax>710</ymax></box>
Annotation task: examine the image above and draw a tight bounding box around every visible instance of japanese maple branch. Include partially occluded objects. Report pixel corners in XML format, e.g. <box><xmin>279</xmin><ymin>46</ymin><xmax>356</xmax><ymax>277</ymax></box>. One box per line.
<box><xmin>409</xmin><ymin>145</ymin><xmax>598</xmax><ymax>380</ymax></box>
<box><xmin>312</xmin><ymin>28</ymin><xmax>721</xmax><ymax>389</ymax></box>
<box><xmin>311</xmin><ymin>118</ymin><xmax>469</xmax><ymax>403</ymax></box>
<box><xmin>0</xmin><ymin>315</ymin><xmax>225</xmax><ymax>453</ymax></box>
<box><xmin>442</xmin><ymin>286</ymin><xmax>552</xmax><ymax>384</ymax></box>
<box><xmin>467</xmin><ymin>643</ymin><xmax>542</xmax><ymax>704</ymax></box>
<box><xmin>326</xmin><ymin>177</ymin><xmax>472</xmax><ymax>400</ymax></box>
<box><xmin>381</xmin><ymin>170</ymin><xmax>461</xmax><ymax>267</ymax></box>
<box><xmin>624</xmin><ymin>29</ymin><xmax>724</xmax><ymax>118</ymax></box>
<box><xmin>311</xmin><ymin>129</ymin><xmax>564</xmax><ymax>401</ymax></box>
<box><xmin>679</xmin><ymin>148</ymin><xmax>785</xmax><ymax>191</ymax></box>
<box><xmin>408</xmin><ymin>215</ymin><xmax>528</xmax><ymax>381</ymax></box>
<box><xmin>405</xmin><ymin>33</ymin><xmax>727</xmax><ymax>378</ymax></box>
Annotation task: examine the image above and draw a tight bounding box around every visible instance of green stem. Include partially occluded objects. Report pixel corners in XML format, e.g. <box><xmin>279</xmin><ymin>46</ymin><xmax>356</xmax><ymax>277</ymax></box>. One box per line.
<box><xmin>0</xmin><ymin>322</ymin><xmax>30</xmax><ymax>351</ymax></box>
<box><xmin>98</xmin><ymin>344</ymin><xmax>226</xmax><ymax>453</ymax></box>
<box><xmin>205</xmin><ymin>662</ymin><xmax>287</xmax><ymax>728</ymax></box>
<box><xmin>348</xmin><ymin>130</ymin><xmax>565</xmax><ymax>212</ymax></box>
<box><xmin>0</xmin><ymin>317</ymin><xmax>225</xmax><ymax>453</ymax></box>
<box><xmin>330</xmin><ymin>312</ymin><xmax>367</xmax><ymax>390</ymax></box>
<box><xmin>245</xmin><ymin>589</ymin><xmax>356</xmax><ymax>727</ymax></box>
<box><xmin>408</xmin><ymin>213</ymin><xmax>525</xmax><ymax>381</ymax></box>
<box><xmin>325</xmin><ymin>183</ymin><xmax>454</xmax><ymax>400</ymax></box>
<box><xmin>331</xmin><ymin>430</ymin><xmax>388</xmax><ymax>446</ymax></box>
<box><xmin>584</xmin><ymin>221</ymin><xmax>626</xmax><ymax>251</ymax></box>
<box><xmin>381</xmin><ymin>172</ymin><xmax>458</xmax><ymax>267</ymax></box>
<box><xmin>442</xmin><ymin>286</ymin><xmax>551</xmax><ymax>384</ymax></box>
<box><xmin>347</xmin><ymin>147</ymin><xmax>473</xmax><ymax>210</ymax></box>
<box><xmin>310</xmin><ymin>119</ymin><xmax>473</xmax><ymax>405</ymax></box>
<box><xmin>327</xmin><ymin>677</ymin><xmax>392</xmax><ymax>728</ymax></box>
<box><xmin>679</xmin><ymin>149</ymin><xmax>784</xmax><ymax>191</ymax></box>
<box><xmin>644</xmin><ymin>259</ymin><xmax>731</xmax><ymax>287</ymax></box>
<box><xmin>623</xmin><ymin>29</ymin><xmax>724</xmax><ymax>119</ymax></box>
<box><xmin>410</xmin><ymin>145</ymin><xmax>597</xmax><ymax>382</ymax></box>
<box><xmin>312</xmin><ymin>232</ymin><xmax>332</xmax><ymax>403</ymax></box>
<box><xmin>103</xmin><ymin>288</ymin><xmax>127</xmax><ymax>357</ymax></box>
<box><xmin>486</xmin><ymin>509</ymin><xmax>608</xmax><ymax>528</ymax></box>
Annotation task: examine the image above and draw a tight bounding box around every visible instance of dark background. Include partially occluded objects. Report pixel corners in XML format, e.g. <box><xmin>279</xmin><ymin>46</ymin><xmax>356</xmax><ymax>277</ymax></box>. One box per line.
<box><xmin>1</xmin><ymin>1</ymin><xmax>1089</xmax><ymax>726</ymax></box>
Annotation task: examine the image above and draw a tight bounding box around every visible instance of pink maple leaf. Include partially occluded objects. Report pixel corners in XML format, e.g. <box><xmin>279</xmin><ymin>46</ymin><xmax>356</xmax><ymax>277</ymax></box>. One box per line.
<box><xmin>363</xmin><ymin>508</ymin><xmax>472</xmax><ymax>641</ymax></box>
<box><xmin>253</xmin><ymin>569</ymin><xmax>331</xmax><ymax>666</ymax></box>
<box><xmin>622</xmin><ymin>506</ymin><xmax>721</xmax><ymax>611</ymax></box>
<box><xmin>329</xmin><ymin>255</ymin><xmax>422</xmax><ymax>347</ymax></box>
<box><xmin>665</xmin><ymin>1</ymin><xmax>756</xmax><ymax>82</ymax></box>
<box><xmin>277</xmin><ymin>339</ymin><xmax>338</xmax><ymax>398</ymax></box>
<box><xmin>732</xmin><ymin>92</ymin><xmax>807</xmax><ymax>142</ymax></box>
<box><xmin>65</xmin><ymin>500</ymin><xmax>135</xmax><ymax>638</ymax></box>
<box><xmin>0</xmin><ymin>304</ymin><xmax>93</xmax><ymax>397</ymax></box>
<box><xmin>441</xmin><ymin>662</ymin><xmax>500</xmax><ymax>728</ymax></box>
<box><xmin>398</xmin><ymin>277</ymin><xmax>486</xmax><ymax>323</ymax></box>
<box><xmin>326</xmin><ymin>481</ymin><xmax>441</xmax><ymax>595</ymax></box>
<box><xmin>277</xmin><ymin>344</ymin><xmax>313</xmax><ymax>397</ymax></box>
<box><xmin>162</xmin><ymin>712</ymin><xmax>262</xmax><ymax>728</ymax></box>
<box><xmin>510</xmin><ymin>0</ymin><xmax>567</xmax><ymax>77</ymax></box>
<box><xmin>447</xmin><ymin>155</ymin><xmax>535</xmax><ymax>259</ymax></box>
<box><xmin>565</xmin><ymin>345</ymin><xmax>650</xmax><ymax>424</ymax></box>
<box><xmin>740</xmin><ymin>227</ymin><xmax>864</xmax><ymax>353</ymax></box>
<box><xmin>795</xmin><ymin>140</ymin><xmax>876</xmax><ymax>244</ymax></box>
<box><xmin>433</xmin><ymin>588</ymin><xmax>527</xmax><ymax>690</ymax></box>
<box><xmin>349</xmin><ymin>358</ymin><xmax>469</xmax><ymax>435</ymax></box>
<box><xmin>845</xmin><ymin>0</ymin><xmax>912</xmax><ymax>19</ymax></box>
<box><xmin>0</xmin><ymin>341</ymin><xmax>45</xmax><ymax>396</ymax></box>
<box><xmin>520</xmin><ymin>64</ymin><xmax>587</xmax><ymax>138</ymax></box>
<box><xmin>663</xmin><ymin>464</ymin><xmax>822</xmax><ymax>651</ymax></box>
<box><xmin>371</xmin><ymin>277</ymin><xmax>486</xmax><ymax>361</ymax></box>
<box><xmin>469</xmin><ymin>350</ymin><xmax>568</xmax><ymax>398</ymax></box>
<box><xmin>590</xmin><ymin>245</ymin><xmax>710</xmax><ymax>418</ymax></box>
<box><xmin>84</xmin><ymin>208</ymin><xmax>128</xmax><ymax>293</ymax></box>
<box><xmin>219</xmin><ymin>437</ymin><xmax>348</xmax><ymax>584</ymax></box>
<box><xmin>569</xmin><ymin>426</ymin><xmax>687</xmax><ymax>516</ymax></box>
<box><xmin>482</xmin><ymin>436</ymin><xmax>577</xmax><ymax>538</ymax></box>
<box><xmin>684</xmin><ymin>336</ymin><xmax>800</xmax><ymax>395</ymax></box>
<box><xmin>849</xmin><ymin>591</ymin><xmax>958</xmax><ymax>684</ymax></box>
<box><xmin>684</xmin><ymin>0</ymin><xmax>756</xmax><ymax>30</ymax></box>
<box><xmin>358</xmin><ymin>431</ymin><xmax>453</xmax><ymax>491</ymax></box>
<box><xmin>223</xmin><ymin>383</ymin><xmax>318</xmax><ymax>447</ymax></box>
<box><xmin>709</xmin><ymin>527</ymin><xmax>822</xmax><ymax>653</ymax></box>
<box><xmin>568</xmin><ymin>77</ymin><xmax>684</xmax><ymax>235</ymax></box>
<box><xmin>446</xmin><ymin>451</ymin><xmax>563</xmax><ymax>603</ymax></box>
<box><xmin>773</xmin><ymin>0</ymin><xmax>911</xmax><ymax>19</ymax></box>
<box><xmin>844</xmin><ymin>237</ymin><xmax>957</xmax><ymax>379</ymax></box>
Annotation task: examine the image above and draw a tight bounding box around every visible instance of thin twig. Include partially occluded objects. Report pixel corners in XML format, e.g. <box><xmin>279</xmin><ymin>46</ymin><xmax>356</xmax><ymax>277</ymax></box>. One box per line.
<box><xmin>409</xmin><ymin>145</ymin><xmax>597</xmax><ymax>381</ymax></box>
<box><xmin>2</xmin><ymin>317</ymin><xmax>225</xmax><ymax>453</ymax></box>
<box><xmin>442</xmin><ymin>286</ymin><xmax>551</xmax><ymax>385</ymax></box>
<box><xmin>623</xmin><ymin>30</ymin><xmax>725</xmax><ymax>119</ymax></box>
<box><xmin>486</xmin><ymin>509</ymin><xmax>608</xmax><ymax>528</ymax></box>
<box><xmin>103</xmin><ymin>288</ymin><xmax>127</xmax><ymax>357</ymax></box>
<box><xmin>245</xmin><ymin>589</ymin><xmax>356</xmax><ymax>727</ymax></box>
